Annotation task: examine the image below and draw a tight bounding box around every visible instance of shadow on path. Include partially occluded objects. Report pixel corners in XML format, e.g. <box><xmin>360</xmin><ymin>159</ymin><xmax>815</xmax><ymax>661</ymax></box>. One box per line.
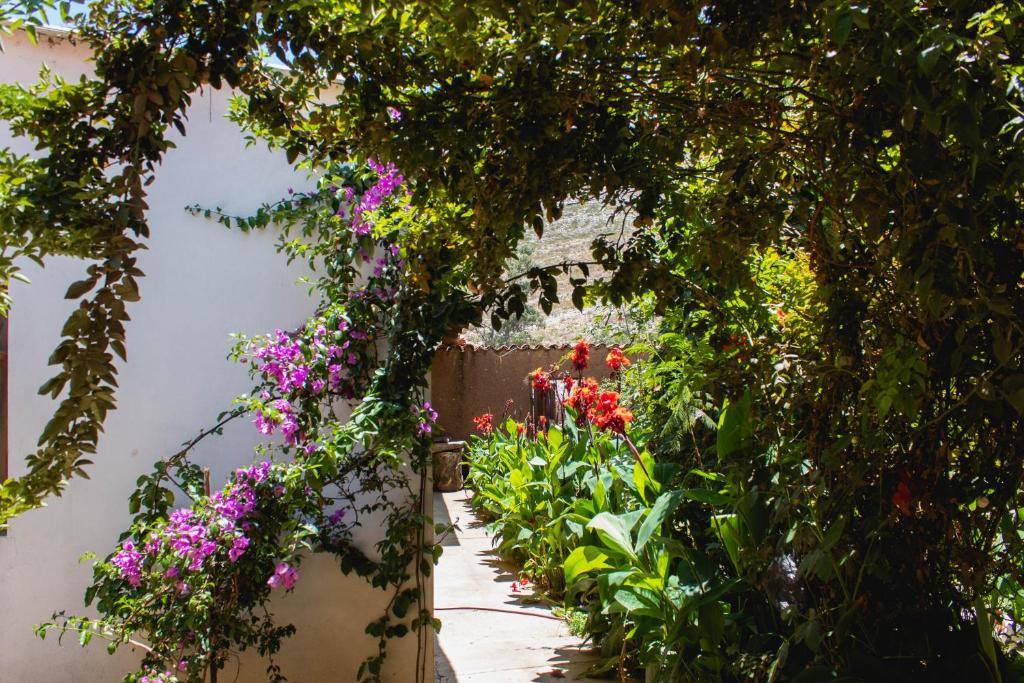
<box><xmin>433</xmin><ymin>490</ymin><xmax>602</xmax><ymax>682</ymax></box>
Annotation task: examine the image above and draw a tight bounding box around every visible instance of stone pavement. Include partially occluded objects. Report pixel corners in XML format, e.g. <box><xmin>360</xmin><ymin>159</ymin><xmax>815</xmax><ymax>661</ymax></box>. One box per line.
<box><xmin>432</xmin><ymin>490</ymin><xmax>602</xmax><ymax>682</ymax></box>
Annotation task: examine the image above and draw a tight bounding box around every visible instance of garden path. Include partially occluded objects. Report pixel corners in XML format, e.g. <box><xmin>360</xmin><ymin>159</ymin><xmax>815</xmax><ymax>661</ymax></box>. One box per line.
<box><xmin>432</xmin><ymin>490</ymin><xmax>602</xmax><ymax>682</ymax></box>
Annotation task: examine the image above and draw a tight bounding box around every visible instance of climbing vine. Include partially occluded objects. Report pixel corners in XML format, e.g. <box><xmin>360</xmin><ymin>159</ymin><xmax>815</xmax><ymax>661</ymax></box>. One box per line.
<box><xmin>38</xmin><ymin>161</ymin><xmax>478</xmax><ymax>682</ymax></box>
<box><xmin>4</xmin><ymin>1</ymin><xmax>1024</xmax><ymax>681</ymax></box>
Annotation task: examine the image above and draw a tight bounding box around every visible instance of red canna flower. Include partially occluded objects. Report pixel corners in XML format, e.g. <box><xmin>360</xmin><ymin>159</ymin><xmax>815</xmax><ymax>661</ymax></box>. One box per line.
<box><xmin>563</xmin><ymin>378</ymin><xmax>600</xmax><ymax>421</ymax></box>
<box><xmin>596</xmin><ymin>406</ymin><xmax>634</xmax><ymax>434</ymax></box>
<box><xmin>530</xmin><ymin>367</ymin><xmax>552</xmax><ymax>393</ymax></box>
<box><xmin>590</xmin><ymin>390</ymin><xmax>620</xmax><ymax>416</ymax></box>
<box><xmin>571</xmin><ymin>340</ymin><xmax>590</xmax><ymax>372</ymax></box>
<box><xmin>589</xmin><ymin>391</ymin><xmax>634</xmax><ymax>434</ymax></box>
<box><xmin>723</xmin><ymin>334</ymin><xmax>751</xmax><ymax>353</ymax></box>
<box><xmin>606</xmin><ymin>347</ymin><xmax>631</xmax><ymax>371</ymax></box>
<box><xmin>516</xmin><ymin>421</ymin><xmax>526</xmax><ymax>435</ymax></box>
<box><xmin>892</xmin><ymin>482</ymin><xmax>912</xmax><ymax>515</ymax></box>
<box><xmin>473</xmin><ymin>413</ymin><xmax>494</xmax><ymax>435</ymax></box>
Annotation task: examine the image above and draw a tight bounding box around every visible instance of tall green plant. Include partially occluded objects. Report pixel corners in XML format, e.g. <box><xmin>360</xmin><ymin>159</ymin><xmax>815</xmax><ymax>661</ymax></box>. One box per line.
<box><xmin>3</xmin><ymin>1</ymin><xmax>1024</xmax><ymax>680</ymax></box>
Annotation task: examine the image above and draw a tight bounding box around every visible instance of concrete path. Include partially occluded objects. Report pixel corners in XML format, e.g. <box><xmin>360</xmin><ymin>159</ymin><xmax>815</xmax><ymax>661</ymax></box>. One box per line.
<box><xmin>433</xmin><ymin>490</ymin><xmax>602</xmax><ymax>682</ymax></box>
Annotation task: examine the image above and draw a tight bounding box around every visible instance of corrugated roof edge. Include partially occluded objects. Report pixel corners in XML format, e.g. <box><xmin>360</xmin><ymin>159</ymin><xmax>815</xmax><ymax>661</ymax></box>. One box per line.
<box><xmin>437</xmin><ymin>341</ymin><xmax>620</xmax><ymax>353</ymax></box>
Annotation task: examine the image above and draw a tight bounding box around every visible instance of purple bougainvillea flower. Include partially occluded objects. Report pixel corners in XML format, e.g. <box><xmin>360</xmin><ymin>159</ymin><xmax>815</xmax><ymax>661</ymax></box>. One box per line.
<box><xmin>253</xmin><ymin>410</ymin><xmax>275</xmax><ymax>436</ymax></box>
<box><xmin>268</xmin><ymin>562</ymin><xmax>299</xmax><ymax>590</ymax></box>
<box><xmin>228</xmin><ymin>536</ymin><xmax>250</xmax><ymax>563</ymax></box>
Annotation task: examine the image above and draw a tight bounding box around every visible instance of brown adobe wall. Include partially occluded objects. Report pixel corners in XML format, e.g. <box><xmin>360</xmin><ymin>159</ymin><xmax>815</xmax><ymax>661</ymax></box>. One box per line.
<box><xmin>429</xmin><ymin>343</ymin><xmax>620</xmax><ymax>440</ymax></box>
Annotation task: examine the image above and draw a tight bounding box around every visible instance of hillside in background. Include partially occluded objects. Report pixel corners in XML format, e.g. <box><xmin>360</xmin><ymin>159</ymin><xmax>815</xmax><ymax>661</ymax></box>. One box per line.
<box><xmin>462</xmin><ymin>201</ymin><xmax>644</xmax><ymax>347</ymax></box>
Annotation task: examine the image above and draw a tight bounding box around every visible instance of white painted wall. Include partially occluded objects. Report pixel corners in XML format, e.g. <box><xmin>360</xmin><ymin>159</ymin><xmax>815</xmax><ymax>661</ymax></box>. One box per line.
<box><xmin>0</xmin><ymin>29</ymin><xmax>429</xmax><ymax>683</ymax></box>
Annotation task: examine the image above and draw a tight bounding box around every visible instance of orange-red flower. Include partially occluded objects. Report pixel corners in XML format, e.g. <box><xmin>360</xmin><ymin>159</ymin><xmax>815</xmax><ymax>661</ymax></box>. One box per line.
<box><xmin>775</xmin><ymin>308</ymin><xmax>787</xmax><ymax>326</ymax></box>
<box><xmin>571</xmin><ymin>340</ymin><xmax>590</xmax><ymax>372</ymax></box>
<box><xmin>722</xmin><ymin>335</ymin><xmax>751</xmax><ymax>352</ymax></box>
<box><xmin>563</xmin><ymin>378</ymin><xmax>599</xmax><ymax>419</ymax></box>
<box><xmin>473</xmin><ymin>413</ymin><xmax>494</xmax><ymax>435</ymax></box>
<box><xmin>516</xmin><ymin>421</ymin><xmax>526</xmax><ymax>435</ymax></box>
<box><xmin>892</xmin><ymin>482</ymin><xmax>912</xmax><ymax>515</ymax></box>
<box><xmin>589</xmin><ymin>391</ymin><xmax>633</xmax><ymax>434</ymax></box>
<box><xmin>590</xmin><ymin>390</ymin><xmax>620</xmax><ymax>417</ymax></box>
<box><xmin>595</xmin><ymin>406</ymin><xmax>634</xmax><ymax>434</ymax></box>
<box><xmin>606</xmin><ymin>347</ymin><xmax>631</xmax><ymax>371</ymax></box>
<box><xmin>530</xmin><ymin>367</ymin><xmax>551</xmax><ymax>393</ymax></box>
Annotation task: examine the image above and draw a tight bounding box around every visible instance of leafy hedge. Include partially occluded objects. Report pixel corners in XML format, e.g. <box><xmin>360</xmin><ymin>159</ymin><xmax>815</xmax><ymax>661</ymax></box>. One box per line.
<box><xmin>468</xmin><ymin>323</ymin><xmax>1024</xmax><ymax>682</ymax></box>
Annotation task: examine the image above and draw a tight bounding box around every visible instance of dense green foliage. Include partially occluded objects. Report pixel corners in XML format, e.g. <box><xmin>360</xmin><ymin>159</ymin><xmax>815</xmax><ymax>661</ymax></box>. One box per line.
<box><xmin>2</xmin><ymin>1</ymin><xmax>1024</xmax><ymax>680</ymax></box>
<box><xmin>36</xmin><ymin>162</ymin><xmax>470</xmax><ymax>682</ymax></box>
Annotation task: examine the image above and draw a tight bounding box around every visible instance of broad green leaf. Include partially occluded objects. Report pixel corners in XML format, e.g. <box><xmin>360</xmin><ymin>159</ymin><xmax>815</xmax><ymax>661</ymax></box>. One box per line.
<box><xmin>716</xmin><ymin>391</ymin><xmax>752</xmax><ymax>459</ymax></box>
<box><xmin>636</xmin><ymin>490</ymin><xmax>684</xmax><ymax>552</ymax></box>
<box><xmin>563</xmin><ymin>545</ymin><xmax>611</xmax><ymax>586</ymax></box>
<box><xmin>711</xmin><ymin>514</ymin><xmax>741</xmax><ymax>570</ymax></box>
<box><xmin>547</xmin><ymin>427</ymin><xmax>563</xmax><ymax>450</ymax></box>
<box><xmin>588</xmin><ymin>512</ymin><xmax>637</xmax><ymax>560</ymax></box>
<box><xmin>612</xmin><ymin>585</ymin><xmax>662</xmax><ymax>618</ymax></box>
<box><xmin>680</xmin><ymin>488</ymin><xmax>731</xmax><ymax>506</ymax></box>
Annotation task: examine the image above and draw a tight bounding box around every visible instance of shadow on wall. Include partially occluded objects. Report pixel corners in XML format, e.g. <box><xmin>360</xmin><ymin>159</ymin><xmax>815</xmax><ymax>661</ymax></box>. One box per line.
<box><xmin>429</xmin><ymin>343</ymin><xmax>619</xmax><ymax>441</ymax></box>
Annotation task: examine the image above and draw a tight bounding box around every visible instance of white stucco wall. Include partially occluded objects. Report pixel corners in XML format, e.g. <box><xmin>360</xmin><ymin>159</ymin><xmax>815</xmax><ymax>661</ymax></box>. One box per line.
<box><xmin>0</xmin><ymin>29</ymin><xmax>429</xmax><ymax>683</ymax></box>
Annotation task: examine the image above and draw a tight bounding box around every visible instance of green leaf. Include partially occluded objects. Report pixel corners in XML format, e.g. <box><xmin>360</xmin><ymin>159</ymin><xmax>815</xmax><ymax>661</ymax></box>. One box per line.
<box><xmin>680</xmin><ymin>488</ymin><xmax>731</xmax><ymax>506</ymax></box>
<box><xmin>831</xmin><ymin>11</ymin><xmax>853</xmax><ymax>47</ymax></box>
<box><xmin>636</xmin><ymin>490</ymin><xmax>683</xmax><ymax>552</ymax></box>
<box><xmin>64</xmin><ymin>278</ymin><xmax>97</xmax><ymax>299</ymax></box>
<box><xmin>547</xmin><ymin>427</ymin><xmax>563</xmax><ymax>450</ymax></box>
<box><xmin>975</xmin><ymin>597</ymin><xmax>1003</xmax><ymax>683</ymax></box>
<box><xmin>563</xmin><ymin>545</ymin><xmax>611</xmax><ymax>586</ymax></box>
<box><xmin>716</xmin><ymin>391</ymin><xmax>752</xmax><ymax>458</ymax></box>
<box><xmin>612</xmin><ymin>585</ymin><xmax>662</xmax><ymax>618</ymax></box>
<box><xmin>587</xmin><ymin>512</ymin><xmax>637</xmax><ymax>560</ymax></box>
<box><xmin>917</xmin><ymin>44</ymin><xmax>941</xmax><ymax>75</ymax></box>
<box><xmin>711</xmin><ymin>514</ymin><xmax>741</xmax><ymax>570</ymax></box>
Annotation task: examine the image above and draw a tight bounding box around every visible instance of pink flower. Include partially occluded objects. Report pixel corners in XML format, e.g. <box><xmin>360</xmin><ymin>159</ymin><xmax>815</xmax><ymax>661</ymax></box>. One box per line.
<box><xmin>112</xmin><ymin>540</ymin><xmax>144</xmax><ymax>587</ymax></box>
<box><xmin>228</xmin><ymin>536</ymin><xmax>250</xmax><ymax>563</ymax></box>
<box><xmin>268</xmin><ymin>562</ymin><xmax>299</xmax><ymax>590</ymax></box>
<box><xmin>253</xmin><ymin>410</ymin><xmax>275</xmax><ymax>436</ymax></box>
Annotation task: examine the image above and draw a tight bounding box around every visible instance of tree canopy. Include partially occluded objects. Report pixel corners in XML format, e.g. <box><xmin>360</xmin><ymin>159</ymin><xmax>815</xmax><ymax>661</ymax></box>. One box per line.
<box><xmin>3</xmin><ymin>1</ymin><xmax>1024</xmax><ymax>680</ymax></box>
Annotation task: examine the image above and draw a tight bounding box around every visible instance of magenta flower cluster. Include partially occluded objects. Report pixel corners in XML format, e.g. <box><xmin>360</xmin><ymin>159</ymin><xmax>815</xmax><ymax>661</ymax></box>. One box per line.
<box><xmin>415</xmin><ymin>401</ymin><xmax>439</xmax><ymax>434</ymax></box>
<box><xmin>253</xmin><ymin>329</ymin><xmax>309</xmax><ymax>394</ymax></box>
<box><xmin>250</xmin><ymin>322</ymin><xmax>374</xmax><ymax>443</ymax></box>
<box><xmin>138</xmin><ymin>668</ymin><xmax>178</xmax><ymax>683</ymax></box>
<box><xmin>346</xmin><ymin>159</ymin><xmax>405</xmax><ymax>236</ymax></box>
<box><xmin>267</xmin><ymin>561</ymin><xmax>299</xmax><ymax>590</ymax></box>
<box><xmin>111</xmin><ymin>462</ymin><xmax>276</xmax><ymax>590</ymax></box>
<box><xmin>112</xmin><ymin>539</ymin><xmax>145</xmax><ymax>587</ymax></box>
